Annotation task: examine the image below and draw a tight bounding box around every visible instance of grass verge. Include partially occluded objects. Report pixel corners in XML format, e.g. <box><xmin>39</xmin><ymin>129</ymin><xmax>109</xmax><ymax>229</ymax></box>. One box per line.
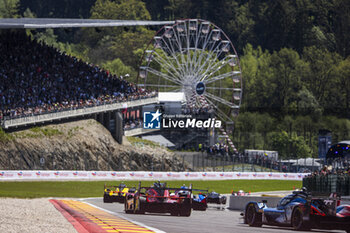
<box><xmin>0</xmin><ymin>180</ymin><xmax>301</xmax><ymax>198</ymax></box>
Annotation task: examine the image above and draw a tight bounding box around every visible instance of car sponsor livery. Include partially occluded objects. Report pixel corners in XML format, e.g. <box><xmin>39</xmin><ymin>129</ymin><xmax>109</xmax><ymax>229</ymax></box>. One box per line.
<box><xmin>124</xmin><ymin>182</ymin><xmax>206</xmax><ymax>216</ymax></box>
<box><xmin>243</xmin><ymin>189</ymin><xmax>350</xmax><ymax>232</ymax></box>
<box><xmin>103</xmin><ymin>183</ymin><xmax>135</xmax><ymax>203</ymax></box>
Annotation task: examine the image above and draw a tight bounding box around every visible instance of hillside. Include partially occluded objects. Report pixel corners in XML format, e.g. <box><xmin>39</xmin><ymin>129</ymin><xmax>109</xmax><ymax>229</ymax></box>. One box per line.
<box><xmin>0</xmin><ymin>119</ymin><xmax>187</xmax><ymax>171</ymax></box>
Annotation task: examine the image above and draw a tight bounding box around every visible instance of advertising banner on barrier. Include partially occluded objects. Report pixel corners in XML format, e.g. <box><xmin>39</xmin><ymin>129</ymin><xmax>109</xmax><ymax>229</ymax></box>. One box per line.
<box><xmin>0</xmin><ymin>170</ymin><xmax>309</xmax><ymax>181</ymax></box>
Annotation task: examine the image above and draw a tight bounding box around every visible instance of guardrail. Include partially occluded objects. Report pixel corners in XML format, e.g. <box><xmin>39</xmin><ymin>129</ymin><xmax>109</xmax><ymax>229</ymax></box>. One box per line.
<box><xmin>1</xmin><ymin>97</ymin><xmax>158</xmax><ymax>129</ymax></box>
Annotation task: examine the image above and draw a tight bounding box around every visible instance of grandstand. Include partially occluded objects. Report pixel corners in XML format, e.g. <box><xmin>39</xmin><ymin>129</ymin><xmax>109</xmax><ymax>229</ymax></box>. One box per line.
<box><xmin>0</xmin><ymin>18</ymin><xmax>237</xmax><ymax>151</ymax></box>
<box><xmin>0</xmin><ymin>30</ymin><xmax>158</xmax><ymax>142</ymax></box>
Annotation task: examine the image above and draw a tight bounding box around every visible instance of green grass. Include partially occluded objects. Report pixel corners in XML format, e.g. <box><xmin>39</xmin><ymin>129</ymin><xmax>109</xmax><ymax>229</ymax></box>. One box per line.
<box><xmin>0</xmin><ymin>180</ymin><xmax>301</xmax><ymax>198</ymax></box>
<box><xmin>127</xmin><ymin>136</ymin><xmax>161</xmax><ymax>147</ymax></box>
<box><xmin>11</xmin><ymin>126</ymin><xmax>63</xmax><ymax>139</ymax></box>
<box><xmin>126</xmin><ymin>136</ymin><xmax>171</xmax><ymax>151</ymax></box>
<box><xmin>29</xmin><ymin>126</ymin><xmax>63</xmax><ymax>137</ymax></box>
<box><xmin>0</xmin><ymin>128</ymin><xmax>14</xmax><ymax>141</ymax></box>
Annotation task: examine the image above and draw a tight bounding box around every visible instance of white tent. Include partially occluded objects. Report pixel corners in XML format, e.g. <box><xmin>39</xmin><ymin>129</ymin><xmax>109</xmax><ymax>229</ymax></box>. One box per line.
<box><xmin>291</xmin><ymin>158</ymin><xmax>322</xmax><ymax>167</ymax></box>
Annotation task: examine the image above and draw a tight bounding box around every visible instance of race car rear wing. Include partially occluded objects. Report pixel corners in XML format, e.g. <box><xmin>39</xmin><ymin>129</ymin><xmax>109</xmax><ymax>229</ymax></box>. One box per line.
<box><xmin>137</xmin><ymin>182</ymin><xmax>208</xmax><ymax>192</ymax></box>
<box><xmin>306</xmin><ymin>192</ymin><xmax>341</xmax><ymax>216</ymax></box>
<box><xmin>104</xmin><ymin>183</ymin><xmax>136</xmax><ymax>192</ymax></box>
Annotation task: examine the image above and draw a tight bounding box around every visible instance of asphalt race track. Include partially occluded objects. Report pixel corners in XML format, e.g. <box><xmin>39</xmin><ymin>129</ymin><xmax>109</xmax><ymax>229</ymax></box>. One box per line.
<box><xmin>82</xmin><ymin>198</ymin><xmax>344</xmax><ymax>233</ymax></box>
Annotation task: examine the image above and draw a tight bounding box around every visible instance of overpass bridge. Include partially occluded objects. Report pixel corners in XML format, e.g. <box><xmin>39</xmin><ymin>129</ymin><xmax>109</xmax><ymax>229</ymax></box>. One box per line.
<box><xmin>1</xmin><ymin>97</ymin><xmax>159</xmax><ymax>143</ymax></box>
<box><xmin>0</xmin><ymin>18</ymin><xmax>173</xmax><ymax>142</ymax></box>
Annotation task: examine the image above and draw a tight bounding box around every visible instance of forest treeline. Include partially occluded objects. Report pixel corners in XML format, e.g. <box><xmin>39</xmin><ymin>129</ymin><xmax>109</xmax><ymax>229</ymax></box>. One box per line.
<box><xmin>0</xmin><ymin>0</ymin><xmax>349</xmax><ymax>158</ymax></box>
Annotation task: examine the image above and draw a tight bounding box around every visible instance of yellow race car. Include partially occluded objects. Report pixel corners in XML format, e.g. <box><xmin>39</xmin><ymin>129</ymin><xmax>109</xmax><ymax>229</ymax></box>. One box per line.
<box><xmin>103</xmin><ymin>183</ymin><xmax>136</xmax><ymax>203</ymax></box>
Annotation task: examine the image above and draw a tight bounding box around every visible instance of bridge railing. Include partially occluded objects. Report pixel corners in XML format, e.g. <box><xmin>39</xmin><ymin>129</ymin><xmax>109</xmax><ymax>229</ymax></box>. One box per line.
<box><xmin>1</xmin><ymin>96</ymin><xmax>158</xmax><ymax>129</ymax></box>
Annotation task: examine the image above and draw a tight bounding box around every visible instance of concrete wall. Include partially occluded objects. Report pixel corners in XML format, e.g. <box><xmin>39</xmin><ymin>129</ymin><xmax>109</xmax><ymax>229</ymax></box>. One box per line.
<box><xmin>95</xmin><ymin>111</ymin><xmax>123</xmax><ymax>144</ymax></box>
<box><xmin>229</xmin><ymin>195</ymin><xmax>281</xmax><ymax>210</ymax></box>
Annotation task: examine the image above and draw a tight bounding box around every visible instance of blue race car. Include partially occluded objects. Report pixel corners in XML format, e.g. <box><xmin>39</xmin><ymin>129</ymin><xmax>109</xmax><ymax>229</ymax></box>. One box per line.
<box><xmin>243</xmin><ymin>189</ymin><xmax>350</xmax><ymax>232</ymax></box>
<box><xmin>207</xmin><ymin>191</ymin><xmax>227</xmax><ymax>205</ymax></box>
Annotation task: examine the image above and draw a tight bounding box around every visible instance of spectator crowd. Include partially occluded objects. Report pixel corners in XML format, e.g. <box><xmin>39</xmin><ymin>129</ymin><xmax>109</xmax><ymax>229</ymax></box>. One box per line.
<box><xmin>308</xmin><ymin>161</ymin><xmax>350</xmax><ymax>177</ymax></box>
<box><xmin>0</xmin><ymin>31</ymin><xmax>156</xmax><ymax>121</ymax></box>
<box><xmin>182</xmin><ymin>106</ymin><xmax>213</xmax><ymax>115</ymax></box>
<box><xmin>207</xmin><ymin>142</ymin><xmax>230</xmax><ymax>156</ymax></box>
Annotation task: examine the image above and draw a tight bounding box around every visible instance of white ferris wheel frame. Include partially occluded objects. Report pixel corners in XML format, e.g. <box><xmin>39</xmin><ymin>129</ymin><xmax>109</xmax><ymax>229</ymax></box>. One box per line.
<box><xmin>138</xmin><ymin>19</ymin><xmax>243</xmax><ymax>123</ymax></box>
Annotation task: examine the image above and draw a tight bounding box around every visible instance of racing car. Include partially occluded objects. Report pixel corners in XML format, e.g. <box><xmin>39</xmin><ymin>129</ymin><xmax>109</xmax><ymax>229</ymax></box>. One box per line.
<box><xmin>232</xmin><ymin>190</ymin><xmax>250</xmax><ymax>196</ymax></box>
<box><xmin>206</xmin><ymin>191</ymin><xmax>227</xmax><ymax>205</ymax></box>
<box><xmin>243</xmin><ymin>188</ymin><xmax>350</xmax><ymax>232</ymax></box>
<box><xmin>176</xmin><ymin>184</ymin><xmax>208</xmax><ymax>211</ymax></box>
<box><xmin>124</xmin><ymin>181</ymin><xmax>194</xmax><ymax>216</ymax></box>
<box><xmin>103</xmin><ymin>183</ymin><xmax>135</xmax><ymax>203</ymax></box>
<box><xmin>192</xmin><ymin>192</ymin><xmax>208</xmax><ymax>211</ymax></box>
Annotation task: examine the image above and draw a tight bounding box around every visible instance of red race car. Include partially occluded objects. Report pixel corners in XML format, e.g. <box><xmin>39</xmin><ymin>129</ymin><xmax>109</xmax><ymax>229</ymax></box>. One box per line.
<box><xmin>125</xmin><ymin>181</ymin><xmax>195</xmax><ymax>216</ymax></box>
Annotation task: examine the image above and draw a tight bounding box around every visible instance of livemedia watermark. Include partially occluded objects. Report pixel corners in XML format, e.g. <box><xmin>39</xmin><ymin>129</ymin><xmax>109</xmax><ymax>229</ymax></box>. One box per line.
<box><xmin>143</xmin><ymin>110</ymin><xmax>221</xmax><ymax>129</ymax></box>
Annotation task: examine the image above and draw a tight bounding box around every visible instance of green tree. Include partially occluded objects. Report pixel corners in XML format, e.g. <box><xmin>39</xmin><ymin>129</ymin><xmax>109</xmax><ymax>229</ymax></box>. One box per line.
<box><xmin>302</xmin><ymin>46</ymin><xmax>341</xmax><ymax>112</ymax></box>
<box><xmin>19</xmin><ymin>0</ymin><xmax>95</xmax><ymax>18</ymax></box>
<box><xmin>78</xmin><ymin>0</ymin><xmax>154</xmax><ymax>73</ymax></box>
<box><xmin>269</xmin><ymin>48</ymin><xmax>306</xmax><ymax>115</ymax></box>
<box><xmin>234</xmin><ymin>112</ymin><xmax>256</xmax><ymax>149</ymax></box>
<box><xmin>22</xmin><ymin>7</ymin><xmax>35</xmax><ymax>18</ymax></box>
<box><xmin>332</xmin><ymin>0</ymin><xmax>350</xmax><ymax>57</ymax></box>
<box><xmin>268</xmin><ymin>131</ymin><xmax>311</xmax><ymax>159</ymax></box>
<box><xmin>268</xmin><ymin>131</ymin><xmax>290</xmax><ymax>159</ymax></box>
<box><xmin>334</xmin><ymin>57</ymin><xmax>350</xmax><ymax>117</ymax></box>
<box><xmin>296</xmin><ymin>87</ymin><xmax>323</xmax><ymax>119</ymax></box>
<box><xmin>33</xmin><ymin>28</ymin><xmax>57</xmax><ymax>46</ymax></box>
<box><xmin>240</xmin><ymin>44</ymin><xmax>274</xmax><ymax>112</ymax></box>
<box><xmin>0</xmin><ymin>0</ymin><xmax>19</xmax><ymax>18</ymax></box>
<box><xmin>294</xmin><ymin>116</ymin><xmax>318</xmax><ymax>156</ymax></box>
<box><xmin>102</xmin><ymin>58</ymin><xmax>135</xmax><ymax>79</ymax></box>
<box><xmin>145</xmin><ymin>0</ymin><xmax>171</xmax><ymax>21</ymax></box>
<box><xmin>255</xmin><ymin>113</ymin><xmax>275</xmax><ymax>149</ymax></box>
<box><xmin>320</xmin><ymin>116</ymin><xmax>350</xmax><ymax>143</ymax></box>
<box><xmin>249</xmin><ymin>0</ymin><xmax>297</xmax><ymax>51</ymax></box>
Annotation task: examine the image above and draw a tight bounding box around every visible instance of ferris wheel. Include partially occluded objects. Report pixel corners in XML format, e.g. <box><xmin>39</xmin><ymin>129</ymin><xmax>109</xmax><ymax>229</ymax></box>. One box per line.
<box><xmin>138</xmin><ymin>19</ymin><xmax>242</xmax><ymax>122</ymax></box>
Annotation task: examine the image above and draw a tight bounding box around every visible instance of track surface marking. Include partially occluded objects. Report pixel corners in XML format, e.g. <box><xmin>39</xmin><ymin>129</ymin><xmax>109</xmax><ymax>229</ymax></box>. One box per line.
<box><xmin>82</xmin><ymin>198</ymin><xmax>344</xmax><ymax>233</ymax></box>
<box><xmin>51</xmin><ymin>200</ymin><xmax>155</xmax><ymax>233</ymax></box>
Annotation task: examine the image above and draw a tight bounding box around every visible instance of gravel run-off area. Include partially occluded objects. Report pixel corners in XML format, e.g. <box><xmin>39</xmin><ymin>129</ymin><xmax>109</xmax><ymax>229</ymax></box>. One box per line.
<box><xmin>0</xmin><ymin>198</ymin><xmax>76</xmax><ymax>233</ymax></box>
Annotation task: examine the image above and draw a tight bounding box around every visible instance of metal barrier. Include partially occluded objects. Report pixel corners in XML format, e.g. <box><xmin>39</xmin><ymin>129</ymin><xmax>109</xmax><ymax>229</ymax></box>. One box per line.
<box><xmin>1</xmin><ymin>97</ymin><xmax>158</xmax><ymax>129</ymax></box>
<box><xmin>0</xmin><ymin>170</ymin><xmax>307</xmax><ymax>181</ymax></box>
<box><xmin>179</xmin><ymin>152</ymin><xmax>325</xmax><ymax>173</ymax></box>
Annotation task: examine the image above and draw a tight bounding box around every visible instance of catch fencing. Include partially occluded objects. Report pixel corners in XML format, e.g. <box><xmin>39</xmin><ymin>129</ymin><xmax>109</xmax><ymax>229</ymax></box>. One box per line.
<box><xmin>181</xmin><ymin>152</ymin><xmax>326</xmax><ymax>173</ymax></box>
<box><xmin>303</xmin><ymin>174</ymin><xmax>350</xmax><ymax>196</ymax></box>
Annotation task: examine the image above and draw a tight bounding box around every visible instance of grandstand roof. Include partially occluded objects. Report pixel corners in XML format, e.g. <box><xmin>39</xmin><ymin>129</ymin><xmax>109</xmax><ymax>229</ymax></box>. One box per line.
<box><xmin>0</xmin><ymin>18</ymin><xmax>175</xmax><ymax>29</ymax></box>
